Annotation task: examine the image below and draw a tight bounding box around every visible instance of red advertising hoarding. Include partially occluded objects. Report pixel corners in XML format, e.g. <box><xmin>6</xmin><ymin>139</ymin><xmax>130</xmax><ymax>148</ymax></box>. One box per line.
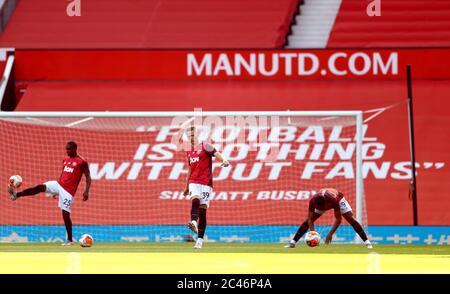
<box><xmin>14</xmin><ymin>49</ymin><xmax>450</xmax><ymax>81</ymax></box>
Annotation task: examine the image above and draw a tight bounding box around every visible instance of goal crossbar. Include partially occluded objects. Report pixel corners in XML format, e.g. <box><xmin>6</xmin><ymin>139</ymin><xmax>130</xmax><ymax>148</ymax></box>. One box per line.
<box><xmin>0</xmin><ymin>111</ymin><xmax>362</xmax><ymax>118</ymax></box>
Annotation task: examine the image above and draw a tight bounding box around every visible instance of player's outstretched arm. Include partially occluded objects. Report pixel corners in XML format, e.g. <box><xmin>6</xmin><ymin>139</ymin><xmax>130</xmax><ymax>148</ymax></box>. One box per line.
<box><xmin>326</xmin><ymin>206</ymin><xmax>342</xmax><ymax>244</ymax></box>
<box><xmin>83</xmin><ymin>161</ymin><xmax>91</xmax><ymax>201</ymax></box>
<box><xmin>214</xmin><ymin>151</ymin><xmax>230</xmax><ymax>167</ymax></box>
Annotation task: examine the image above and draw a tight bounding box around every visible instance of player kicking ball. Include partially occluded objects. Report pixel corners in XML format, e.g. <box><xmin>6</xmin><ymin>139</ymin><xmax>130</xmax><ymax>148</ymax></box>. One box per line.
<box><xmin>183</xmin><ymin>126</ymin><xmax>230</xmax><ymax>249</ymax></box>
<box><xmin>7</xmin><ymin>141</ymin><xmax>91</xmax><ymax>246</ymax></box>
<box><xmin>285</xmin><ymin>188</ymin><xmax>373</xmax><ymax>249</ymax></box>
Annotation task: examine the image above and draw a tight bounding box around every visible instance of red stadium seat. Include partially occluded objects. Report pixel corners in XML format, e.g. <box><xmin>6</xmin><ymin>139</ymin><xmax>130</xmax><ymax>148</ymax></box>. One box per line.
<box><xmin>0</xmin><ymin>0</ymin><xmax>300</xmax><ymax>48</ymax></box>
<box><xmin>328</xmin><ymin>0</ymin><xmax>450</xmax><ymax>48</ymax></box>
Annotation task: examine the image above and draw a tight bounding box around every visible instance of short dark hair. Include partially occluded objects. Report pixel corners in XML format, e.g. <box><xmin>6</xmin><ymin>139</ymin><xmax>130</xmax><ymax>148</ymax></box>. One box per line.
<box><xmin>67</xmin><ymin>141</ymin><xmax>77</xmax><ymax>149</ymax></box>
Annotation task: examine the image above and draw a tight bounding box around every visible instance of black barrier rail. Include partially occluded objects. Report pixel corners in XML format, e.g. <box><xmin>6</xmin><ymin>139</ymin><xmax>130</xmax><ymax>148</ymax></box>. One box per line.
<box><xmin>406</xmin><ymin>64</ymin><xmax>418</xmax><ymax>226</ymax></box>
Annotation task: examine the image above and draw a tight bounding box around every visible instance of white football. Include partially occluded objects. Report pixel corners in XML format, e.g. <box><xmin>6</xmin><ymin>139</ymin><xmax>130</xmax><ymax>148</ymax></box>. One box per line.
<box><xmin>305</xmin><ymin>231</ymin><xmax>321</xmax><ymax>247</ymax></box>
<box><xmin>9</xmin><ymin>175</ymin><xmax>23</xmax><ymax>188</ymax></box>
<box><xmin>79</xmin><ymin>234</ymin><xmax>94</xmax><ymax>247</ymax></box>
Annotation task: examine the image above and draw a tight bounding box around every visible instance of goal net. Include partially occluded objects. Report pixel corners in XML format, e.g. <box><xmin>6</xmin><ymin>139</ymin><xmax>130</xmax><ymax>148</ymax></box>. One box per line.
<box><xmin>0</xmin><ymin>111</ymin><xmax>366</xmax><ymax>244</ymax></box>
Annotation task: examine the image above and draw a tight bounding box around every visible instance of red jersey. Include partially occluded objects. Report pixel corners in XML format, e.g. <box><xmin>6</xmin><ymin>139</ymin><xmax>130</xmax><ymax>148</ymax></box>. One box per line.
<box><xmin>187</xmin><ymin>142</ymin><xmax>216</xmax><ymax>187</ymax></box>
<box><xmin>309</xmin><ymin>188</ymin><xmax>344</xmax><ymax>212</ymax></box>
<box><xmin>57</xmin><ymin>155</ymin><xmax>88</xmax><ymax>196</ymax></box>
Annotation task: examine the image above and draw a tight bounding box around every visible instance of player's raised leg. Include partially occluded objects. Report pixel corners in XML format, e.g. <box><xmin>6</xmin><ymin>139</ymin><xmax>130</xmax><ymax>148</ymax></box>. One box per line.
<box><xmin>188</xmin><ymin>197</ymin><xmax>200</xmax><ymax>234</ymax></box>
<box><xmin>342</xmin><ymin>211</ymin><xmax>373</xmax><ymax>248</ymax></box>
<box><xmin>285</xmin><ymin>212</ymin><xmax>322</xmax><ymax>248</ymax></box>
<box><xmin>7</xmin><ymin>184</ymin><xmax>46</xmax><ymax>201</ymax></box>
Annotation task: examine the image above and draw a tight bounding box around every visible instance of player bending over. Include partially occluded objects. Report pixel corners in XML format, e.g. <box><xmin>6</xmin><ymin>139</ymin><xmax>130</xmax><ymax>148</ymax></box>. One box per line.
<box><xmin>285</xmin><ymin>188</ymin><xmax>372</xmax><ymax>249</ymax></box>
<box><xmin>7</xmin><ymin>141</ymin><xmax>91</xmax><ymax>246</ymax></box>
<box><xmin>183</xmin><ymin>126</ymin><xmax>230</xmax><ymax>249</ymax></box>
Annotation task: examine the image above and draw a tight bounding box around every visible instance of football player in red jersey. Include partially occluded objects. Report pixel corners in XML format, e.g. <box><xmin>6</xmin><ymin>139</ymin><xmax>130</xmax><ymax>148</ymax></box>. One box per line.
<box><xmin>183</xmin><ymin>126</ymin><xmax>230</xmax><ymax>249</ymax></box>
<box><xmin>285</xmin><ymin>188</ymin><xmax>373</xmax><ymax>248</ymax></box>
<box><xmin>7</xmin><ymin>141</ymin><xmax>91</xmax><ymax>246</ymax></box>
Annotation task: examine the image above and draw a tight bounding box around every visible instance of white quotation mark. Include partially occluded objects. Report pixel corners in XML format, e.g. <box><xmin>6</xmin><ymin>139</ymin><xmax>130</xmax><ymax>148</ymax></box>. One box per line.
<box><xmin>366</xmin><ymin>0</ymin><xmax>381</xmax><ymax>17</ymax></box>
<box><xmin>66</xmin><ymin>0</ymin><xmax>81</xmax><ymax>17</ymax></box>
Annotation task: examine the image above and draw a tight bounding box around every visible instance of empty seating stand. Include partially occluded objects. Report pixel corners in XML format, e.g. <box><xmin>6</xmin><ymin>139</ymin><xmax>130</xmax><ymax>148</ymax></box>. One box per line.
<box><xmin>0</xmin><ymin>0</ymin><xmax>300</xmax><ymax>48</ymax></box>
<box><xmin>327</xmin><ymin>0</ymin><xmax>450</xmax><ymax>48</ymax></box>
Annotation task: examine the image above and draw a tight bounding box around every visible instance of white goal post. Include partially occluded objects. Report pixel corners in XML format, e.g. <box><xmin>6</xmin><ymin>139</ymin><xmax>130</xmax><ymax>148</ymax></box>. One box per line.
<box><xmin>0</xmin><ymin>111</ymin><xmax>365</xmax><ymax>243</ymax></box>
